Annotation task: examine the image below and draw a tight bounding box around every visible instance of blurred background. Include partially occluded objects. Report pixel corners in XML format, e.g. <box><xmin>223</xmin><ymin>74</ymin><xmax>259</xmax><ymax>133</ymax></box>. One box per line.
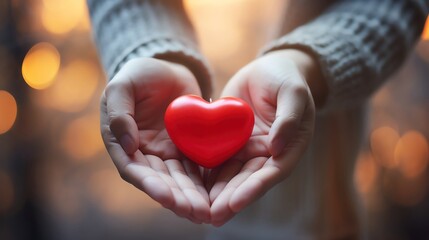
<box><xmin>0</xmin><ymin>0</ymin><xmax>428</xmax><ymax>239</ymax></box>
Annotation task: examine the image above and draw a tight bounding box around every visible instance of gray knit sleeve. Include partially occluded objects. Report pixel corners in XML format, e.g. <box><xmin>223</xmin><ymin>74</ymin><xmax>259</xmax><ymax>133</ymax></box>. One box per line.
<box><xmin>87</xmin><ymin>0</ymin><xmax>212</xmax><ymax>98</ymax></box>
<box><xmin>263</xmin><ymin>0</ymin><xmax>428</xmax><ymax>110</ymax></box>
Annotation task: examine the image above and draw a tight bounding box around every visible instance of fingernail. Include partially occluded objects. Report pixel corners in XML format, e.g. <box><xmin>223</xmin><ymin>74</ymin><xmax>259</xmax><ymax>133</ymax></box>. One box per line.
<box><xmin>271</xmin><ymin>138</ymin><xmax>286</xmax><ymax>157</ymax></box>
<box><xmin>120</xmin><ymin>134</ymin><xmax>135</xmax><ymax>154</ymax></box>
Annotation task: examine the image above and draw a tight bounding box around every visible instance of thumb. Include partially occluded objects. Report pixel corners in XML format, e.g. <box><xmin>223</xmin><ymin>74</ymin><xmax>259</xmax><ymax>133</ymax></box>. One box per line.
<box><xmin>268</xmin><ymin>80</ymin><xmax>309</xmax><ymax>157</ymax></box>
<box><xmin>105</xmin><ymin>78</ymin><xmax>139</xmax><ymax>155</ymax></box>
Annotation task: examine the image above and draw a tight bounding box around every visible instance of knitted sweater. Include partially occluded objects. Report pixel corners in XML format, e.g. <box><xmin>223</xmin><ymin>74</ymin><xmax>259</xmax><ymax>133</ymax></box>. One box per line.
<box><xmin>87</xmin><ymin>0</ymin><xmax>428</xmax><ymax>239</ymax></box>
<box><xmin>87</xmin><ymin>0</ymin><xmax>428</xmax><ymax>108</ymax></box>
<box><xmin>87</xmin><ymin>0</ymin><xmax>212</xmax><ymax>99</ymax></box>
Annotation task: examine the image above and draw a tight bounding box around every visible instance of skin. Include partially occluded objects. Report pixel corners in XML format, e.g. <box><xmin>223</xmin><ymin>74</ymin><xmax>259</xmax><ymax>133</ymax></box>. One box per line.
<box><xmin>100</xmin><ymin>49</ymin><xmax>327</xmax><ymax>225</ymax></box>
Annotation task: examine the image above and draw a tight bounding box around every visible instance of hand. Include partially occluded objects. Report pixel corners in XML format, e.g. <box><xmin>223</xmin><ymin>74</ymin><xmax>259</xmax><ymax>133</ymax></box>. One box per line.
<box><xmin>100</xmin><ymin>58</ymin><xmax>210</xmax><ymax>223</ymax></box>
<box><xmin>208</xmin><ymin>50</ymin><xmax>320</xmax><ymax>226</ymax></box>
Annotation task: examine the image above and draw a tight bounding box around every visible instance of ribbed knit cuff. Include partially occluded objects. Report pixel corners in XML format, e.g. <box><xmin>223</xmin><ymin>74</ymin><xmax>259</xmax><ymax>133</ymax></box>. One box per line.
<box><xmin>87</xmin><ymin>0</ymin><xmax>213</xmax><ymax>98</ymax></box>
<box><xmin>262</xmin><ymin>0</ymin><xmax>427</xmax><ymax>110</ymax></box>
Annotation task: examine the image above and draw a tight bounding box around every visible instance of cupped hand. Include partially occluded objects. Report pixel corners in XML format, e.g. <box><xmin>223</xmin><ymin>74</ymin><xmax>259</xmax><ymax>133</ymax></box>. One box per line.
<box><xmin>100</xmin><ymin>58</ymin><xmax>210</xmax><ymax>223</ymax></box>
<box><xmin>208</xmin><ymin>50</ymin><xmax>318</xmax><ymax>226</ymax></box>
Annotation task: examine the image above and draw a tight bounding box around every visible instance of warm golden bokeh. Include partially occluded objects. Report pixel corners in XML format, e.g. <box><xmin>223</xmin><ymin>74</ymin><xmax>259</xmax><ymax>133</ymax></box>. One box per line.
<box><xmin>41</xmin><ymin>0</ymin><xmax>88</xmax><ymax>35</ymax></box>
<box><xmin>0</xmin><ymin>171</ymin><xmax>14</xmax><ymax>213</ymax></box>
<box><xmin>384</xmin><ymin>173</ymin><xmax>428</xmax><ymax>207</ymax></box>
<box><xmin>37</xmin><ymin>59</ymin><xmax>99</xmax><ymax>112</ymax></box>
<box><xmin>185</xmin><ymin>0</ymin><xmax>246</xmax><ymax>61</ymax></box>
<box><xmin>22</xmin><ymin>42</ymin><xmax>60</xmax><ymax>90</ymax></box>
<box><xmin>395</xmin><ymin>131</ymin><xmax>429</xmax><ymax>179</ymax></box>
<box><xmin>422</xmin><ymin>15</ymin><xmax>429</xmax><ymax>40</ymax></box>
<box><xmin>0</xmin><ymin>90</ymin><xmax>18</xmax><ymax>134</ymax></box>
<box><xmin>355</xmin><ymin>152</ymin><xmax>378</xmax><ymax>194</ymax></box>
<box><xmin>88</xmin><ymin>169</ymin><xmax>160</xmax><ymax>217</ymax></box>
<box><xmin>185</xmin><ymin>0</ymin><xmax>284</xmax><ymax>96</ymax></box>
<box><xmin>77</xmin><ymin>8</ymin><xmax>91</xmax><ymax>31</ymax></box>
<box><xmin>370</xmin><ymin>126</ymin><xmax>400</xmax><ymax>168</ymax></box>
<box><xmin>60</xmin><ymin>113</ymin><xmax>104</xmax><ymax>160</ymax></box>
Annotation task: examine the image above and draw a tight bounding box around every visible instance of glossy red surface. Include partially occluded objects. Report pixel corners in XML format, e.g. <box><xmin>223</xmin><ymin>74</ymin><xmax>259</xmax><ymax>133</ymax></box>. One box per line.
<box><xmin>164</xmin><ymin>95</ymin><xmax>254</xmax><ymax>168</ymax></box>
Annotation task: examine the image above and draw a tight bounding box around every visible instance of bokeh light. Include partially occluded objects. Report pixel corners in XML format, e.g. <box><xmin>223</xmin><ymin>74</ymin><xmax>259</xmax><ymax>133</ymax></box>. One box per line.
<box><xmin>22</xmin><ymin>42</ymin><xmax>60</xmax><ymax>90</ymax></box>
<box><xmin>185</xmin><ymin>0</ymin><xmax>284</xmax><ymax>97</ymax></box>
<box><xmin>394</xmin><ymin>131</ymin><xmax>429</xmax><ymax>179</ymax></box>
<box><xmin>0</xmin><ymin>171</ymin><xmax>14</xmax><ymax>213</ymax></box>
<box><xmin>384</xmin><ymin>173</ymin><xmax>427</xmax><ymax>207</ymax></box>
<box><xmin>0</xmin><ymin>90</ymin><xmax>18</xmax><ymax>134</ymax></box>
<box><xmin>88</xmin><ymin>169</ymin><xmax>160</xmax><ymax>217</ymax></box>
<box><xmin>37</xmin><ymin>59</ymin><xmax>99</xmax><ymax>112</ymax></box>
<box><xmin>185</xmin><ymin>0</ymin><xmax>245</xmax><ymax>61</ymax></box>
<box><xmin>422</xmin><ymin>16</ymin><xmax>429</xmax><ymax>40</ymax></box>
<box><xmin>60</xmin><ymin>113</ymin><xmax>104</xmax><ymax>161</ymax></box>
<box><xmin>41</xmin><ymin>0</ymin><xmax>87</xmax><ymax>35</ymax></box>
<box><xmin>370</xmin><ymin>126</ymin><xmax>400</xmax><ymax>168</ymax></box>
<box><xmin>355</xmin><ymin>152</ymin><xmax>378</xmax><ymax>194</ymax></box>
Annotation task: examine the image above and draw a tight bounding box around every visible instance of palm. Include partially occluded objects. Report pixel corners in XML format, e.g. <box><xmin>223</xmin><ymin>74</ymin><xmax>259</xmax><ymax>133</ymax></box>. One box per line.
<box><xmin>134</xmin><ymin>83</ymin><xmax>192</xmax><ymax>160</ymax></box>
<box><xmin>226</xmin><ymin>80</ymin><xmax>275</xmax><ymax>161</ymax></box>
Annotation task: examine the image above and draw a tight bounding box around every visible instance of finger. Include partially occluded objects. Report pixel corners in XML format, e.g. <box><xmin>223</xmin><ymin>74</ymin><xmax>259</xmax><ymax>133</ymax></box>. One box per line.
<box><xmin>101</xmin><ymin>114</ymin><xmax>175</xmax><ymax>208</ymax></box>
<box><xmin>100</xmin><ymin>94</ymin><xmax>109</xmax><ymax>129</ymax></box>
<box><xmin>206</xmin><ymin>136</ymin><xmax>269</xmax><ymax>200</ymax></box>
<box><xmin>182</xmin><ymin>160</ymin><xmax>210</xmax><ymax>204</ymax></box>
<box><xmin>269</xmin><ymin>81</ymin><xmax>309</xmax><ymax>157</ymax></box>
<box><xmin>233</xmin><ymin>134</ymin><xmax>270</xmax><ymax>160</ymax></box>
<box><xmin>117</xmin><ymin>150</ymin><xmax>192</xmax><ymax>219</ymax></box>
<box><xmin>210</xmin><ymin>191</ymin><xmax>237</xmax><ymax>227</ymax></box>
<box><xmin>210</xmin><ymin>157</ymin><xmax>266</xmax><ymax>225</ymax></box>
<box><xmin>165</xmin><ymin>159</ymin><xmax>211</xmax><ymax>223</ymax></box>
<box><xmin>229</xmin><ymin>129</ymin><xmax>310</xmax><ymax>214</ymax></box>
<box><xmin>228</xmin><ymin>165</ymin><xmax>281</xmax><ymax>213</ymax></box>
<box><xmin>105</xmin><ymin>76</ymin><xmax>139</xmax><ymax>154</ymax></box>
<box><xmin>205</xmin><ymin>167</ymin><xmax>220</xmax><ymax>193</ymax></box>
<box><xmin>208</xmin><ymin>159</ymin><xmax>243</xmax><ymax>203</ymax></box>
<box><xmin>145</xmin><ymin>155</ymin><xmax>193</xmax><ymax>218</ymax></box>
<box><xmin>187</xmin><ymin>215</ymin><xmax>203</xmax><ymax>224</ymax></box>
<box><xmin>106</xmin><ymin>147</ymin><xmax>175</xmax><ymax>208</ymax></box>
<box><xmin>168</xmin><ymin>187</ymin><xmax>193</xmax><ymax>218</ymax></box>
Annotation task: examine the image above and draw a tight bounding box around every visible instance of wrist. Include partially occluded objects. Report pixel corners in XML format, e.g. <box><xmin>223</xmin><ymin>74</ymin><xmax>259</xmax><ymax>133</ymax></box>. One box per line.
<box><xmin>265</xmin><ymin>49</ymin><xmax>328</xmax><ymax>108</ymax></box>
<box><xmin>161</xmin><ymin>59</ymin><xmax>203</xmax><ymax>93</ymax></box>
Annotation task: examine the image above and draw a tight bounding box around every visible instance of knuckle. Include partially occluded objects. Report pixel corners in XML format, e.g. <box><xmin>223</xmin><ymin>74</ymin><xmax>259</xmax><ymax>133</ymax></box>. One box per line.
<box><xmin>289</xmin><ymin>83</ymin><xmax>308</xmax><ymax>97</ymax></box>
<box><xmin>286</xmin><ymin>114</ymin><xmax>301</xmax><ymax>128</ymax></box>
<box><xmin>129</xmin><ymin>57</ymin><xmax>172</xmax><ymax>75</ymax></box>
<box><xmin>276</xmin><ymin>114</ymin><xmax>300</xmax><ymax>129</ymax></box>
<box><xmin>104</xmin><ymin>80</ymin><xmax>122</xmax><ymax>97</ymax></box>
<box><xmin>126</xmin><ymin>57</ymin><xmax>160</xmax><ymax>68</ymax></box>
<box><xmin>109</xmin><ymin>114</ymin><xmax>128</xmax><ymax>126</ymax></box>
<box><xmin>117</xmin><ymin>58</ymin><xmax>179</xmax><ymax>85</ymax></box>
<box><xmin>118</xmin><ymin>169</ymin><xmax>130</xmax><ymax>183</ymax></box>
<box><xmin>108</xmin><ymin>114</ymin><xmax>131</xmax><ymax>137</ymax></box>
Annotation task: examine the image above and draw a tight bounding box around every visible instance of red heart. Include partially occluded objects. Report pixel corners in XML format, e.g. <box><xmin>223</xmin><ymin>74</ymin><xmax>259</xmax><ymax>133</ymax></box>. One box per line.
<box><xmin>164</xmin><ymin>95</ymin><xmax>254</xmax><ymax>168</ymax></box>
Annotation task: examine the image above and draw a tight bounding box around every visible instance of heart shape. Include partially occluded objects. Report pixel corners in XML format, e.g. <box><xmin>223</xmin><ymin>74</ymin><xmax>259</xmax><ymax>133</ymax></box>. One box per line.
<box><xmin>164</xmin><ymin>95</ymin><xmax>254</xmax><ymax>168</ymax></box>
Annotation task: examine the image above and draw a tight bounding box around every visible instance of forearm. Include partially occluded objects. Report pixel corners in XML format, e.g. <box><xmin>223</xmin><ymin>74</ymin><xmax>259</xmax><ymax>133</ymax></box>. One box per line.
<box><xmin>263</xmin><ymin>0</ymin><xmax>428</xmax><ymax>110</ymax></box>
<box><xmin>87</xmin><ymin>0</ymin><xmax>213</xmax><ymax>98</ymax></box>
